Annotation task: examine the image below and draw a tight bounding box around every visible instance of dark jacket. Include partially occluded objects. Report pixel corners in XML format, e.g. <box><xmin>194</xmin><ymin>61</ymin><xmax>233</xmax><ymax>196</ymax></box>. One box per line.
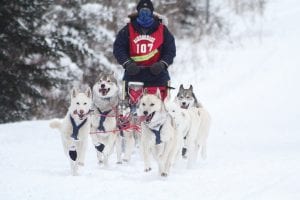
<box><xmin>113</xmin><ymin>14</ymin><xmax>176</xmax><ymax>86</ymax></box>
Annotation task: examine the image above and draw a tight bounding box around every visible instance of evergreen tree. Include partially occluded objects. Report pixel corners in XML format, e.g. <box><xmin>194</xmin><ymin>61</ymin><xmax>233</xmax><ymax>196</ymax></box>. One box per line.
<box><xmin>42</xmin><ymin>0</ymin><xmax>117</xmax><ymax>87</ymax></box>
<box><xmin>0</xmin><ymin>0</ymin><xmax>64</xmax><ymax>123</ymax></box>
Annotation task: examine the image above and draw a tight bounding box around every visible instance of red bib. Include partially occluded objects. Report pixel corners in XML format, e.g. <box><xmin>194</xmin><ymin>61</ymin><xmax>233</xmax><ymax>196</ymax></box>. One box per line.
<box><xmin>129</xmin><ymin>23</ymin><xmax>164</xmax><ymax>66</ymax></box>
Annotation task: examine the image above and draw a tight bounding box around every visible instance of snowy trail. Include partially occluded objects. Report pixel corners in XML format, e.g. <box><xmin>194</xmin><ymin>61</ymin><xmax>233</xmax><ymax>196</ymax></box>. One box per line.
<box><xmin>1</xmin><ymin>0</ymin><xmax>300</xmax><ymax>199</ymax></box>
<box><xmin>0</xmin><ymin>120</ymin><xmax>299</xmax><ymax>200</ymax></box>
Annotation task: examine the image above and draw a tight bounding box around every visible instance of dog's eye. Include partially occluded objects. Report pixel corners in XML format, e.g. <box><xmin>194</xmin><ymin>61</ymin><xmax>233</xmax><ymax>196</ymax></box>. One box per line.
<box><xmin>142</xmin><ymin>103</ymin><xmax>146</xmax><ymax>106</ymax></box>
<box><xmin>84</xmin><ymin>102</ymin><xmax>87</xmax><ymax>105</ymax></box>
<box><xmin>150</xmin><ymin>103</ymin><xmax>154</xmax><ymax>107</ymax></box>
<box><xmin>107</xmin><ymin>80</ymin><xmax>111</xmax><ymax>83</ymax></box>
<box><xmin>76</xmin><ymin>102</ymin><xmax>80</xmax><ymax>105</ymax></box>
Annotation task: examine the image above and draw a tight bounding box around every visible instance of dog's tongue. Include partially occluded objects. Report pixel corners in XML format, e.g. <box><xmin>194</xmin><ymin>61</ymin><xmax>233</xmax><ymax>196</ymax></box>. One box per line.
<box><xmin>72</xmin><ymin>110</ymin><xmax>86</xmax><ymax>120</ymax></box>
<box><xmin>99</xmin><ymin>89</ymin><xmax>107</xmax><ymax>96</ymax></box>
<box><xmin>99</xmin><ymin>88</ymin><xmax>110</xmax><ymax>96</ymax></box>
<box><xmin>146</xmin><ymin>112</ymin><xmax>155</xmax><ymax>122</ymax></box>
<box><xmin>181</xmin><ymin>104</ymin><xmax>189</xmax><ymax>109</ymax></box>
<box><xmin>78</xmin><ymin>113</ymin><xmax>85</xmax><ymax>119</ymax></box>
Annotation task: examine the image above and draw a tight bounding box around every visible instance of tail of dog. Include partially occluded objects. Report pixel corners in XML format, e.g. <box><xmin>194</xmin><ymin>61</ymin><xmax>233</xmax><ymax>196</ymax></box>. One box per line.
<box><xmin>49</xmin><ymin>119</ymin><xmax>62</xmax><ymax>130</ymax></box>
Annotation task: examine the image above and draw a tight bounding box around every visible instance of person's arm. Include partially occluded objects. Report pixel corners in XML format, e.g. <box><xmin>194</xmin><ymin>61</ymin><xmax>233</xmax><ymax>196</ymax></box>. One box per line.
<box><xmin>113</xmin><ymin>24</ymin><xmax>131</xmax><ymax>67</ymax></box>
<box><xmin>160</xmin><ymin>25</ymin><xmax>176</xmax><ymax>67</ymax></box>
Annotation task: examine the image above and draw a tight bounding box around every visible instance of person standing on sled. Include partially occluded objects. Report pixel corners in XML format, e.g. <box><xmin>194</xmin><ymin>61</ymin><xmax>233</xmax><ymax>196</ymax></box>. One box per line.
<box><xmin>113</xmin><ymin>0</ymin><xmax>176</xmax><ymax>101</ymax></box>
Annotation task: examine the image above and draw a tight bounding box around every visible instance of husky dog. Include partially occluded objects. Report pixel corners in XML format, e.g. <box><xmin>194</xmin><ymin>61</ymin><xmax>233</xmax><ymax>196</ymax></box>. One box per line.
<box><xmin>175</xmin><ymin>85</ymin><xmax>203</xmax><ymax>109</ymax></box>
<box><xmin>138</xmin><ymin>89</ymin><xmax>177</xmax><ymax>177</ymax></box>
<box><xmin>175</xmin><ymin>84</ymin><xmax>211</xmax><ymax>168</ymax></box>
<box><xmin>49</xmin><ymin>88</ymin><xmax>92</xmax><ymax>175</ymax></box>
<box><xmin>90</xmin><ymin>72</ymin><xmax>120</xmax><ymax>165</ymax></box>
<box><xmin>115</xmin><ymin>98</ymin><xmax>136</xmax><ymax>163</ymax></box>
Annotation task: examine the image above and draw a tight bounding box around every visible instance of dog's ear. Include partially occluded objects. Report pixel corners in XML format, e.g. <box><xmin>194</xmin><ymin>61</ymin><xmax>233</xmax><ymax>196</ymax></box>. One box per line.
<box><xmin>85</xmin><ymin>87</ymin><xmax>92</xmax><ymax>98</ymax></box>
<box><xmin>189</xmin><ymin>85</ymin><xmax>193</xmax><ymax>91</ymax></box>
<box><xmin>143</xmin><ymin>88</ymin><xmax>148</xmax><ymax>95</ymax></box>
<box><xmin>156</xmin><ymin>88</ymin><xmax>162</xmax><ymax>99</ymax></box>
<box><xmin>179</xmin><ymin>84</ymin><xmax>184</xmax><ymax>91</ymax></box>
<box><xmin>109</xmin><ymin>71</ymin><xmax>115</xmax><ymax>76</ymax></box>
<box><xmin>71</xmin><ymin>88</ymin><xmax>78</xmax><ymax>98</ymax></box>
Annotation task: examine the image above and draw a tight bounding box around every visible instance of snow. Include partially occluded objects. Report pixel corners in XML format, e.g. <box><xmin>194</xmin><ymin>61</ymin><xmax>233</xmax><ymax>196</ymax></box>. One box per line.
<box><xmin>1</xmin><ymin>0</ymin><xmax>300</xmax><ymax>199</ymax></box>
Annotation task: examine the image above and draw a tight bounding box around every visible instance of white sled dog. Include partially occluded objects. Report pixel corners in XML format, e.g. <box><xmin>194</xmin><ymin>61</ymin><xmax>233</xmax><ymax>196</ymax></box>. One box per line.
<box><xmin>90</xmin><ymin>72</ymin><xmax>120</xmax><ymax>165</ymax></box>
<box><xmin>174</xmin><ymin>84</ymin><xmax>211</xmax><ymax>168</ymax></box>
<box><xmin>49</xmin><ymin>87</ymin><xmax>92</xmax><ymax>175</ymax></box>
<box><xmin>138</xmin><ymin>89</ymin><xmax>177</xmax><ymax>177</ymax></box>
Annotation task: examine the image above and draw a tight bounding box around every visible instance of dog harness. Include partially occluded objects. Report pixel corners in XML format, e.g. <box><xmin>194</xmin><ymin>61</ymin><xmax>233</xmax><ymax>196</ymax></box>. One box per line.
<box><xmin>70</xmin><ymin>115</ymin><xmax>87</xmax><ymax>140</ymax></box>
<box><xmin>97</xmin><ymin>108</ymin><xmax>112</xmax><ymax>132</ymax></box>
<box><xmin>117</xmin><ymin>115</ymin><xmax>131</xmax><ymax>137</ymax></box>
<box><xmin>150</xmin><ymin>125</ymin><xmax>163</xmax><ymax>145</ymax></box>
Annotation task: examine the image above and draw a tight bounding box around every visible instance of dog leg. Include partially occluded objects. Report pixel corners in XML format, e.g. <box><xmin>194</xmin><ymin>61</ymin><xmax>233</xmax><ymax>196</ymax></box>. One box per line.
<box><xmin>187</xmin><ymin>142</ymin><xmax>198</xmax><ymax>168</ymax></box>
<box><xmin>78</xmin><ymin>139</ymin><xmax>87</xmax><ymax>166</ymax></box>
<box><xmin>116</xmin><ymin>134</ymin><xmax>123</xmax><ymax>164</ymax></box>
<box><xmin>201</xmin><ymin>142</ymin><xmax>207</xmax><ymax>160</ymax></box>
<box><xmin>160</xmin><ymin>139</ymin><xmax>176</xmax><ymax>176</ymax></box>
<box><xmin>158</xmin><ymin>159</ymin><xmax>164</xmax><ymax>175</ymax></box>
<box><xmin>141</xmin><ymin>141</ymin><xmax>151</xmax><ymax>172</ymax></box>
<box><xmin>70</xmin><ymin>160</ymin><xmax>78</xmax><ymax>176</ymax></box>
<box><xmin>102</xmin><ymin>134</ymin><xmax>117</xmax><ymax>165</ymax></box>
<box><xmin>123</xmin><ymin>132</ymin><xmax>135</xmax><ymax>162</ymax></box>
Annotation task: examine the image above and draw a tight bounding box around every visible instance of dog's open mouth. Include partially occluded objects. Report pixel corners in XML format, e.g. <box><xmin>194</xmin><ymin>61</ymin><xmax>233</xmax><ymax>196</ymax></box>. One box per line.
<box><xmin>145</xmin><ymin>112</ymin><xmax>155</xmax><ymax>123</ymax></box>
<box><xmin>73</xmin><ymin>110</ymin><xmax>87</xmax><ymax>120</ymax></box>
<box><xmin>180</xmin><ymin>104</ymin><xmax>189</xmax><ymax>109</ymax></box>
<box><xmin>78</xmin><ymin>113</ymin><xmax>85</xmax><ymax>120</ymax></box>
<box><xmin>99</xmin><ymin>88</ymin><xmax>110</xmax><ymax>96</ymax></box>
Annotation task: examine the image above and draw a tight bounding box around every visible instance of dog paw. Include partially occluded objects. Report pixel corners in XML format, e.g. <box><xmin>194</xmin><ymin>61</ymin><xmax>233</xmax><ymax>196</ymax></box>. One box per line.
<box><xmin>144</xmin><ymin>168</ymin><xmax>152</xmax><ymax>172</ymax></box>
<box><xmin>98</xmin><ymin>160</ymin><xmax>104</xmax><ymax>165</ymax></box>
<box><xmin>122</xmin><ymin>159</ymin><xmax>129</xmax><ymax>163</ymax></box>
<box><xmin>182</xmin><ymin>147</ymin><xmax>187</xmax><ymax>156</ymax></box>
<box><xmin>69</xmin><ymin>150</ymin><xmax>77</xmax><ymax>161</ymax></box>
<box><xmin>95</xmin><ymin>144</ymin><xmax>105</xmax><ymax>152</ymax></box>
<box><xmin>161</xmin><ymin>172</ymin><xmax>168</xmax><ymax>177</ymax></box>
<box><xmin>116</xmin><ymin>161</ymin><xmax>122</xmax><ymax>164</ymax></box>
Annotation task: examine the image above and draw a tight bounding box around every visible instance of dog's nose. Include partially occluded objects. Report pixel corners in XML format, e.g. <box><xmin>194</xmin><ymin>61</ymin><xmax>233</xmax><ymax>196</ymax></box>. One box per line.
<box><xmin>182</xmin><ymin>102</ymin><xmax>186</xmax><ymax>106</ymax></box>
<box><xmin>101</xmin><ymin>84</ymin><xmax>105</xmax><ymax>88</ymax></box>
<box><xmin>143</xmin><ymin>111</ymin><xmax>148</xmax><ymax>116</ymax></box>
<box><xmin>79</xmin><ymin>110</ymin><xmax>84</xmax><ymax>114</ymax></box>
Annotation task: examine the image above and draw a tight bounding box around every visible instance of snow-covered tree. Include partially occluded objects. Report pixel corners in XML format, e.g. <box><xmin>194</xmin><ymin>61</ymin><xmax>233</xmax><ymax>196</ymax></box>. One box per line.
<box><xmin>0</xmin><ymin>0</ymin><xmax>65</xmax><ymax>123</ymax></box>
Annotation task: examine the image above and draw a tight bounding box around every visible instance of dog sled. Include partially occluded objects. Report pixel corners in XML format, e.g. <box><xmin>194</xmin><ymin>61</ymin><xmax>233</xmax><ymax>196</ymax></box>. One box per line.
<box><xmin>122</xmin><ymin>81</ymin><xmax>171</xmax><ymax>103</ymax></box>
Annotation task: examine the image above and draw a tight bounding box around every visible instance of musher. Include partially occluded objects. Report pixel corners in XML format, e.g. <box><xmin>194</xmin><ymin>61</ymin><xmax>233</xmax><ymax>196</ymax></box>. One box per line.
<box><xmin>113</xmin><ymin>0</ymin><xmax>176</xmax><ymax>103</ymax></box>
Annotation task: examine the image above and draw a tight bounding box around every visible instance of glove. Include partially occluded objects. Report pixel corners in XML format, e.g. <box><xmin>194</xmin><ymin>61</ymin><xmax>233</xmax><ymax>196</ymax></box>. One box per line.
<box><xmin>150</xmin><ymin>61</ymin><xmax>166</xmax><ymax>75</ymax></box>
<box><xmin>125</xmin><ymin>61</ymin><xmax>140</xmax><ymax>76</ymax></box>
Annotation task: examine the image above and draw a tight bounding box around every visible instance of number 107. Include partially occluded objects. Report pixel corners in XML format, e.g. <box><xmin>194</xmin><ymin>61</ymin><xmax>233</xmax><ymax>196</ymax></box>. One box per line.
<box><xmin>136</xmin><ymin>43</ymin><xmax>153</xmax><ymax>54</ymax></box>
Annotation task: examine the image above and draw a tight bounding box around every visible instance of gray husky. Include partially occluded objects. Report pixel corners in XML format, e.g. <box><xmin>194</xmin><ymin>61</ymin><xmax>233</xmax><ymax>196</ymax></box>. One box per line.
<box><xmin>174</xmin><ymin>84</ymin><xmax>211</xmax><ymax>168</ymax></box>
<box><xmin>90</xmin><ymin>72</ymin><xmax>120</xmax><ymax>165</ymax></box>
<box><xmin>116</xmin><ymin>98</ymin><xmax>137</xmax><ymax>163</ymax></box>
